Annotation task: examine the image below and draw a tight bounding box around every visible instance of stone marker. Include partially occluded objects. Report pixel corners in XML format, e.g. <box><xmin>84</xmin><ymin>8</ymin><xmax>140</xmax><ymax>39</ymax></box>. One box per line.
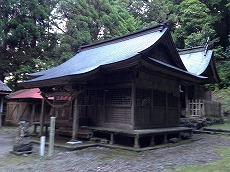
<box><xmin>12</xmin><ymin>121</ymin><xmax>33</xmax><ymax>155</ymax></box>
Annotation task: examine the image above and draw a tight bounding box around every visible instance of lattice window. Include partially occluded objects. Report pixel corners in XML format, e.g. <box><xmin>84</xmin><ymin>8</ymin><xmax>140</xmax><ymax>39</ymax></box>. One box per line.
<box><xmin>153</xmin><ymin>90</ymin><xmax>166</xmax><ymax>107</ymax></box>
<box><xmin>97</xmin><ymin>90</ymin><xmax>104</xmax><ymax>105</ymax></box>
<box><xmin>87</xmin><ymin>90</ymin><xmax>96</xmax><ymax>105</ymax></box>
<box><xmin>79</xmin><ymin>92</ymin><xmax>86</xmax><ymax>105</ymax></box>
<box><xmin>106</xmin><ymin>88</ymin><xmax>131</xmax><ymax>105</ymax></box>
<box><xmin>105</xmin><ymin>107</ymin><xmax>131</xmax><ymax>124</ymax></box>
<box><xmin>168</xmin><ymin>93</ymin><xmax>178</xmax><ymax>108</ymax></box>
<box><xmin>136</xmin><ymin>88</ymin><xmax>151</xmax><ymax>106</ymax></box>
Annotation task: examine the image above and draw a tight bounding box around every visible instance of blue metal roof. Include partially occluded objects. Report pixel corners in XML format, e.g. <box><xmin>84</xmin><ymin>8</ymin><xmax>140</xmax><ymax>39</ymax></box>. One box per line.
<box><xmin>179</xmin><ymin>48</ymin><xmax>212</xmax><ymax>75</ymax></box>
<box><xmin>25</xmin><ymin>26</ymin><xmax>167</xmax><ymax>83</ymax></box>
<box><xmin>0</xmin><ymin>80</ymin><xmax>12</xmax><ymax>93</ymax></box>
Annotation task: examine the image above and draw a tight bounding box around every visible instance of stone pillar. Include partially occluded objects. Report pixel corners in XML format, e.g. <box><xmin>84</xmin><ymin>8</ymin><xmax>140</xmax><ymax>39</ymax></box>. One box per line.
<box><xmin>48</xmin><ymin>117</ymin><xmax>56</xmax><ymax>157</ymax></box>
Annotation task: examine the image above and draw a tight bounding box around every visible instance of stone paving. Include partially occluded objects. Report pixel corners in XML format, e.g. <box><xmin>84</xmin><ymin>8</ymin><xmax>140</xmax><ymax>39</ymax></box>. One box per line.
<box><xmin>1</xmin><ymin>128</ymin><xmax>230</xmax><ymax>172</ymax></box>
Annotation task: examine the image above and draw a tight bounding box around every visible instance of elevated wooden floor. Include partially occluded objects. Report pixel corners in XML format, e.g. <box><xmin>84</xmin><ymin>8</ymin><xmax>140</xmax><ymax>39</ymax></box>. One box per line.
<box><xmin>82</xmin><ymin>126</ymin><xmax>193</xmax><ymax>148</ymax></box>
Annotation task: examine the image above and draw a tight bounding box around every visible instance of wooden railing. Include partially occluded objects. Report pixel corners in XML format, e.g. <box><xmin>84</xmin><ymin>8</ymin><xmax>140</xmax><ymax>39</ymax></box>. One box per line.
<box><xmin>188</xmin><ymin>99</ymin><xmax>222</xmax><ymax>117</ymax></box>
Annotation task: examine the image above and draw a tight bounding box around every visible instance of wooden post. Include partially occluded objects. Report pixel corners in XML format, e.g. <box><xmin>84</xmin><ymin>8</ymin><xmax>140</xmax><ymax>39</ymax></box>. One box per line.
<box><xmin>134</xmin><ymin>135</ymin><xmax>140</xmax><ymax>148</ymax></box>
<box><xmin>150</xmin><ymin>135</ymin><xmax>155</xmax><ymax>146</ymax></box>
<box><xmin>0</xmin><ymin>97</ymin><xmax>3</xmax><ymax>128</ymax></box>
<box><xmin>72</xmin><ymin>97</ymin><xmax>79</xmax><ymax>140</ymax></box>
<box><xmin>39</xmin><ymin>98</ymin><xmax>45</xmax><ymax>136</ymax></box>
<box><xmin>131</xmin><ymin>83</ymin><xmax>136</xmax><ymax>129</ymax></box>
<box><xmin>163</xmin><ymin>134</ymin><xmax>168</xmax><ymax>144</ymax></box>
<box><xmin>110</xmin><ymin>133</ymin><xmax>114</xmax><ymax>145</ymax></box>
<box><xmin>185</xmin><ymin>85</ymin><xmax>189</xmax><ymax>117</ymax></box>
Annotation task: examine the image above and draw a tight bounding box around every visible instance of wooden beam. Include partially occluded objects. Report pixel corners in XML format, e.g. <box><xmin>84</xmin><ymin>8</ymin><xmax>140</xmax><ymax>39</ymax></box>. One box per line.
<box><xmin>72</xmin><ymin>97</ymin><xmax>79</xmax><ymax>140</ymax></box>
<box><xmin>39</xmin><ymin>98</ymin><xmax>45</xmax><ymax>136</ymax></box>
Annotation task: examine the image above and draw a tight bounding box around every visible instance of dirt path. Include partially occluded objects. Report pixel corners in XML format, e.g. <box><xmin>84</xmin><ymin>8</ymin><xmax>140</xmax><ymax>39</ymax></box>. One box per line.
<box><xmin>0</xmin><ymin>128</ymin><xmax>230</xmax><ymax>172</ymax></box>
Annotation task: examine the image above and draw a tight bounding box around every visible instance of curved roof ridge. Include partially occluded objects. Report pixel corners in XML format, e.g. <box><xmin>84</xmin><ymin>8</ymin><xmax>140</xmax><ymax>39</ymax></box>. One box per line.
<box><xmin>79</xmin><ymin>23</ymin><xmax>167</xmax><ymax>51</ymax></box>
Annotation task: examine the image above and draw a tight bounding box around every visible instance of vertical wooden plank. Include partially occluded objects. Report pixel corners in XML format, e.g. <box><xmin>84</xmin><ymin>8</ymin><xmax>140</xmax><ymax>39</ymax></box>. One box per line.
<box><xmin>131</xmin><ymin>83</ymin><xmax>136</xmax><ymax>129</ymax></box>
<box><xmin>165</xmin><ymin>92</ymin><xmax>168</xmax><ymax>125</ymax></box>
<box><xmin>39</xmin><ymin>98</ymin><xmax>45</xmax><ymax>136</ymax></box>
<box><xmin>103</xmin><ymin>89</ymin><xmax>106</xmax><ymax>124</ymax></box>
<box><xmin>72</xmin><ymin>97</ymin><xmax>79</xmax><ymax>140</ymax></box>
<box><xmin>151</xmin><ymin>89</ymin><xmax>154</xmax><ymax>125</ymax></box>
<box><xmin>31</xmin><ymin>104</ymin><xmax>36</xmax><ymax>124</ymax></box>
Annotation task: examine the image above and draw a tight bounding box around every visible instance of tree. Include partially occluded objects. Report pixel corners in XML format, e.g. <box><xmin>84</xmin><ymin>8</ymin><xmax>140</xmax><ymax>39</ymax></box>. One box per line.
<box><xmin>0</xmin><ymin>0</ymin><xmax>58</xmax><ymax>90</ymax></box>
<box><xmin>122</xmin><ymin>0</ymin><xmax>179</xmax><ymax>29</ymax></box>
<box><xmin>173</xmin><ymin>0</ymin><xmax>216</xmax><ymax>48</ymax></box>
<box><xmin>53</xmin><ymin>0</ymin><xmax>145</xmax><ymax>64</ymax></box>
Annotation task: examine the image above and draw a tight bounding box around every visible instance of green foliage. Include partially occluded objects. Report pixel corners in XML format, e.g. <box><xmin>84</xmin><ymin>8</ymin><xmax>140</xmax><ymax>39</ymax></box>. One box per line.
<box><xmin>0</xmin><ymin>0</ymin><xmax>229</xmax><ymax>90</ymax></box>
<box><xmin>213</xmin><ymin>87</ymin><xmax>230</xmax><ymax>113</ymax></box>
<box><xmin>0</xmin><ymin>0</ymin><xmax>58</xmax><ymax>90</ymax></box>
<box><xmin>126</xmin><ymin>0</ymin><xmax>179</xmax><ymax>28</ymax></box>
<box><xmin>53</xmin><ymin>0</ymin><xmax>144</xmax><ymax>64</ymax></box>
<box><xmin>173</xmin><ymin>0</ymin><xmax>216</xmax><ymax>48</ymax></box>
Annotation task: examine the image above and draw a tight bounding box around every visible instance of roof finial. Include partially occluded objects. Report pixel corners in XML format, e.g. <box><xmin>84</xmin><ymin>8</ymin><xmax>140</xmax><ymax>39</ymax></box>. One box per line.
<box><xmin>204</xmin><ymin>37</ymin><xmax>210</xmax><ymax>56</ymax></box>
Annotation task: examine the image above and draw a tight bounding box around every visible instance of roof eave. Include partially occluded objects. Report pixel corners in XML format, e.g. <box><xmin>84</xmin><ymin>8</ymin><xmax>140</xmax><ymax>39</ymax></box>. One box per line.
<box><xmin>140</xmin><ymin>55</ymin><xmax>208</xmax><ymax>83</ymax></box>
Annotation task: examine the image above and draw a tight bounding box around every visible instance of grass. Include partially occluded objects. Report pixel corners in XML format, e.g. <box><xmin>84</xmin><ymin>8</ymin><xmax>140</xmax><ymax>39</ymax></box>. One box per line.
<box><xmin>205</xmin><ymin>118</ymin><xmax>230</xmax><ymax>130</ymax></box>
<box><xmin>0</xmin><ymin>126</ymin><xmax>18</xmax><ymax>133</ymax></box>
<box><xmin>0</xmin><ymin>154</ymin><xmax>37</xmax><ymax>167</ymax></box>
<box><xmin>213</xmin><ymin>87</ymin><xmax>230</xmax><ymax>114</ymax></box>
<box><xmin>167</xmin><ymin>146</ymin><xmax>230</xmax><ymax>172</ymax></box>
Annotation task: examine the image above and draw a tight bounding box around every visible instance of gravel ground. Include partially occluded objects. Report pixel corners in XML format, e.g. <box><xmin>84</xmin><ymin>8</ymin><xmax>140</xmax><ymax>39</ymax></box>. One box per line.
<box><xmin>1</xmin><ymin>129</ymin><xmax>230</xmax><ymax>172</ymax></box>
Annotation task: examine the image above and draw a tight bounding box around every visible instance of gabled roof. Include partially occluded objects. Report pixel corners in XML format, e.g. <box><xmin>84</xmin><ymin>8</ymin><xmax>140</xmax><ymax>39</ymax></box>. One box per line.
<box><xmin>20</xmin><ymin>24</ymin><xmax>209</xmax><ymax>88</ymax></box>
<box><xmin>28</xmin><ymin>24</ymin><xmax>168</xmax><ymax>80</ymax></box>
<box><xmin>6</xmin><ymin>88</ymin><xmax>69</xmax><ymax>100</ymax></box>
<box><xmin>179</xmin><ymin>47</ymin><xmax>212</xmax><ymax>75</ymax></box>
<box><xmin>0</xmin><ymin>80</ymin><xmax>12</xmax><ymax>94</ymax></box>
<box><xmin>178</xmin><ymin>46</ymin><xmax>219</xmax><ymax>83</ymax></box>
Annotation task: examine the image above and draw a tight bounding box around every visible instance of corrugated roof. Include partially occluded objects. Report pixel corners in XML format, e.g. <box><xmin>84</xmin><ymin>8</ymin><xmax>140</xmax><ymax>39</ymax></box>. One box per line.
<box><xmin>7</xmin><ymin>88</ymin><xmax>71</xmax><ymax>100</ymax></box>
<box><xmin>25</xmin><ymin>25</ymin><xmax>167</xmax><ymax>83</ymax></box>
<box><xmin>7</xmin><ymin>88</ymin><xmax>42</xmax><ymax>99</ymax></box>
<box><xmin>0</xmin><ymin>80</ymin><xmax>12</xmax><ymax>93</ymax></box>
<box><xmin>179</xmin><ymin>47</ymin><xmax>212</xmax><ymax>75</ymax></box>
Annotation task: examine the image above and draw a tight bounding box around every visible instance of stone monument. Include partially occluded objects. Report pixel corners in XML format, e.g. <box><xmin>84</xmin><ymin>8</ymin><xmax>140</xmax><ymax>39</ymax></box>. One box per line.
<box><xmin>12</xmin><ymin>121</ymin><xmax>33</xmax><ymax>155</ymax></box>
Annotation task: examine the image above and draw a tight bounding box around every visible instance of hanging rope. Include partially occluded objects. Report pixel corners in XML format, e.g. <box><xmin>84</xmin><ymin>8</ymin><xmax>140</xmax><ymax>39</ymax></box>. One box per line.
<box><xmin>41</xmin><ymin>89</ymin><xmax>86</xmax><ymax>109</ymax></box>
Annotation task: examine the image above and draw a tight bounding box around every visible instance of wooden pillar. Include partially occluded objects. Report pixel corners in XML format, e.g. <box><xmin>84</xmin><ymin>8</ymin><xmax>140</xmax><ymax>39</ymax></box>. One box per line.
<box><xmin>0</xmin><ymin>97</ymin><xmax>3</xmax><ymax>128</ymax></box>
<box><xmin>110</xmin><ymin>133</ymin><xmax>114</xmax><ymax>145</ymax></box>
<box><xmin>163</xmin><ymin>134</ymin><xmax>168</xmax><ymax>144</ymax></box>
<box><xmin>134</xmin><ymin>135</ymin><xmax>140</xmax><ymax>148</ymax></box>
<box><xmin>72</xmin><ymin>97</ymin><xmax>79</xmax><ymax>140</ymax></box>
<box><xmin>185</xmin><ymin>85</ymin><xmax>189</xmax><ymax>117</ymax></box>
<box><xmin>150</xmin><ymin>135</ymin><xmax>155</xmax><ymax>146</ymax></box>
<box><xmin>131</xmin><ymin>83</ymin><xmax>136</xmax><ymax>129</ymax></box>
<box><xmin>39</xmin><ymin>98</ymin><xmax>45</xmax><ymax>136</ymax></box>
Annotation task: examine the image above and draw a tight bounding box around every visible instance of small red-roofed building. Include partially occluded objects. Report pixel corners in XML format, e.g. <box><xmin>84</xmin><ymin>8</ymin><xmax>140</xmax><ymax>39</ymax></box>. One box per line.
<box><xmin>5</xmin><ymin>88</ymin><xmax>51</xmax><ymax>126</ymax></box>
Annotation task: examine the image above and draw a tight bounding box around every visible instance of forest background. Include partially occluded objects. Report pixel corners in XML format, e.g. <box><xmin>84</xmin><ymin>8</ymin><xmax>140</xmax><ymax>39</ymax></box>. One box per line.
<box><xmin>0</xmin><ymin>0</ymin><xmax>229</xmax><ymax>112</ymax></box>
